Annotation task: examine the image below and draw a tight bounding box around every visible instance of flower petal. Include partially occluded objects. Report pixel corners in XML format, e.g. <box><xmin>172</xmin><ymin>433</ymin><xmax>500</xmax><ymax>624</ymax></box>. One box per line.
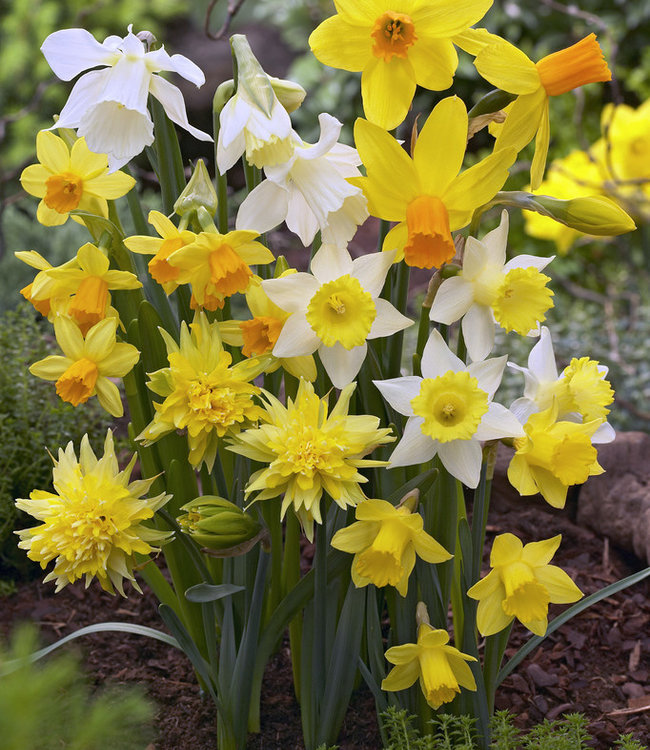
<box><xmin>95</xmin><ymin>377</ymin><xmax>124</xmax><ymax>417</ymax></box>
<box><xmin>530</xmin><ymin>99</ymin><xmax>550</xmax><ymax>190</ymax></box>
<box><xmin>474</xmin><ymin>402</ymin><xmax>524</xmax><ymax>441</ymax></box>
<box><xmin>461</xmin><ymin>304</ymin><xmax>495</xmax><ymax>362</ymax></box>
<box><xmin>381</xmin><ymin>661</ymin><xmax>420</xmax><ymax>692</ymax></box>
<box><xmin>272</xmin><ymin>314</ymin><xmax>320</xmax><ymax>357</ymax></box>
<box><xmin>361</xmin><ymin>56</ymin><xmax>416</xmax><ymax>131</ymax></box>
<box><xmin>522</xmin><ymin>535</ymin><xmax>561</xmax><ymax>567</ymax></box>
<box><xmin>149</xmin><ymin>76</ymin><xmax>212</xmax><ymax>141</ymax></box>
<box><xmin>373</xmin><ymin>376</ymin><xmax>422</xmax><ymax>416</ymax></box>
<box><xmin>53</xmin><ymin>70</ymin><xmax>110</xmax><ymax>129</ymax></box>
<box><xmin>534</xmin><ymin>564</ymin><xmax>582</xmax><ymax>603</ymax></box>
<box><xmin>351</xmin><ymin>250</ymin><xmax>395</xmax><ymax>298</ymax></box>
<box><xmin>41</xmin><ymin>28</ymin><xmax>117</xmax><ymax>81</ymax></box>
<box><xmin>309</xmin><ymin>14</ymin><xmax>372</xmax><ymax>72</ymax></box>
<box><xmin>145</xmin><ymin>47</ymin><xmax>206</xmax><ymax>87</ymax></box>
<box><xmin>438</xmin><ymin>439</ymin><xmax>483</xmax><ymax>488</ymax></box>
<box><xmin>368</xmin><ymin>299</ymin><xmax>413</xmax><ymax>338</ymax></box>
<box><xmin>318</xmin><ymin>342</ymin><xmax>367</xmax><ymax>389</ymax></box>
<box><xmin>237</xmin><ymin>180</ymin><xmax>289</xmax><ymax>234</ymax></box>
<box><xmin>468</xmin><ymin>355</ymin><xmax>507</xmax><ymax>397</ymax></box>
<box><xmin>490</xmin><ymin>532</ymin><xmax>523</xmax><ymax>566</ymax></box>
<box><xmin>494</xmin><ymin>88</ymin><xmax>546</xmax><ymax>154</ymax></box>
<box><xmin>262</xmin><ymin>274</ymin><xmax>320</xmax><ymax>313</ymax></box>
<box><xmin>474</xmin><ymin>39</ymin><xmax>540</xmax><ymax>94</ymax></box>
<box><xmin>421</xmin><ymin>328</ymin><xmax>464</xmax><ymax>378</ymax></box>
<box><xmin>443</xmin><ymin>147</ymin><xmax>517</xmax><ymax>216</ymax></box>
<box><xmin>389</xmin><ymin>418</ymin><xmax>438</xmax><ymax>467</ymax></box>
<box><xmin>408</xmin><ymin>36</ymin><xmax>457</xmax><ymax>91</ymax></box>
<box><xmin>527</xmin><ymin>326</ymin><xmax>558</xmax><ymax>381</ymax></box>
<box><xmin>476</xmin><ymin>585</ymin><xmax>512</xmax><ymax>636</ymax></box>
<box><xmin>331</xmin><ymin>520</ymin><xmax>378</xmax><ymax>553</ymax></box>
<box><xmin>311</xmin><ymin>244</ymin><xmax>353</xmax><ymax>284</ymax></box>
<box><xmin>412</xmin><ymin>0</ymin><xmax>493</xmax><ymax>38</ymax></box>
<box><xmin>429</xmin><ymin>277</ymin><xmax>474</xmax><ymax>324</ymax></box>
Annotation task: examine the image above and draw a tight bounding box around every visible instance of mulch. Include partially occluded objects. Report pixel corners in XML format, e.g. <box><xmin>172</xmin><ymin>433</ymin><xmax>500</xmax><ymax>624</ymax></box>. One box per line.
<box><xmin>1</xmin><ymin>499</ymin><xmax>648</xmax><ymax>749</ymax></box>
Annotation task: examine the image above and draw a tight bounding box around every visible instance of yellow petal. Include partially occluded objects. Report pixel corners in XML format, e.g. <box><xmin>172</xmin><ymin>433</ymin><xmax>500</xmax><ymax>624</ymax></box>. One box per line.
<box><xmin>476</xmin><ymin>586</ymin><xmax>512</xmax><ymax>636</ymax></box>
<box><xmin>414</xmin><ymin>96</ymin><xmax>467</xmax><ymax>195</ymax></box>
<box><xmin>331</xmin><ymin>520</ymin><xmax>377</xmax><ymax>553</ymax></box>
<box><xmin>521</xmin><ymin>535</ymin><xmax>561</xmax><ymax>568</ymax></box>
<box><xmin>361</xmin><ymin>56</ymin><xmax>416</xmax><ymax>130</ymax></box>
<box><xmin>124</xmin><ymin>236</ymin><xmax>162</xmax><ymax>255</ymax></box>
<box><xmin>37</xmin><ymin>201</ymin><xmax>68</xmax><ymax>226</ymax></box>
<box><xmin>528</xmin><ymin>465</ymin><xmax>568</xmax><ymax>508</ymax></box>
<box><xmin>85</xmin><ymin>170</ymin><xmax>136</xmax><ymax>200</ymax></box>
<box><xmin>381</xmin><ymin>661</ymin><xmax>420</xmax><ymax>692</ymax></box>
<box><xmin>446</xmin><ymin>652</ymin><xmax>478</xmax><ymax>690</ymax></box>
<box><xmin>36</xmin><ymin>130</ymin><xmax>70</xmax><ymax>173</ymax></box>
<box><xmin>494</xmin><ymin>88</ymin><xmax>546</xmax><ymax>154</ymax></box>
<box><xmin>95</xmin><ymin>377</ymin><xmax>124</xmax><ymax>418</ymax></box>
<box><xmin>467</xmin><ymin>568</ymin><xmax>500</xmax><ymax>600</ymax></box>
<box><xmin>408</xmin><ymin>37</ymin><xmax>457</xmax><ymax>91</ymax></box>
<box><xmin>382</xmin><ymin>222</ymin><xmax>408</xmax><ymax>262</ymax></box>
<box><xmin>69</xmin><ymin>137</ymin><xmax>108</xmax><ymax>178</ymax></box>
<box><xmin>281</xmin><ymin>355</ymin><xmax>317</xmax><ymax>382</ymax></box>
<box><xmin>412</xmin><ymin>0</ymin><xmax>493</xmax><ymax>38</ymax></box>
<box><xmin>355</xmin><ymin>498</ymin><xmax>397</xmax><ymax>521</ymax></box>
<box><xmin>309</xmin><ymin>14</ymin><xmax>372</xmax><ymax>72</ymax></box>
<box><xmin>54</xmin><ymin>316</ymin><xmax>85</xmax><ymax>360</ymax></box>
<box><xmin>474</xmin><ymin>40</ymin><xmax>540</xmax><ymax>94</ymax></box>
<box><xmin>100</xmin><ymin>342</ymin><xmax>140</xmax><ymax>377</ymax></box>
<box><xmin>20</xmin><ymin>164</ymin><xmax>50</xmax><ymax>198</ymax></box>
<box><xmin>507</xmin><ymin>453</ymin><xmax>538</xmax><ymax>496</ymax></box>
<box><xmin>29</xmin><ymin>355</ymin><xmax>70</xmax><ymax>381</ymax></box>
<box><xmin>452</xmin><ymin>27</ymin><xmax>500</xmax><ymax>56</ymax></box>
<box><xmin>530</xmin><ymin>99</ymin><xmax>550</xmax><ymax>190</ymax></box>
<box><xmin>84</xmin><ymin>318</ymin><xmax>118</xmax><ymax>361</ymax></box>
<box><xmin>333</xmin><ymin>0</ymin><xmax>384</xmax><ymax>24</ymax></box>
<box><xmin>490</xmin><ymin>532</ymin><xmax>523</xmax><ymax>567</ymax></box>
<box><xmin>384</xmin><ymin>642</ymin><xmax>421</xmax><ymax>665</ymax></box>
<box><xmin>533</xmin><ymin>564</ymin><xmax>583</xmax><ymax>604</ymax></box>
<box><xmin>412</xmin><ymin>530</ymin><xmax>452</xmax><ymax>564</ymax></box>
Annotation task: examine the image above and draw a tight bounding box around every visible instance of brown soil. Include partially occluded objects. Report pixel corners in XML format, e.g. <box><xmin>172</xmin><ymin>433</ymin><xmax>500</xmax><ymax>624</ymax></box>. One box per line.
<box><xmin>1</xmin><ymin>500</ymin><xmax>649</xmax><ymax>749</ymax></box>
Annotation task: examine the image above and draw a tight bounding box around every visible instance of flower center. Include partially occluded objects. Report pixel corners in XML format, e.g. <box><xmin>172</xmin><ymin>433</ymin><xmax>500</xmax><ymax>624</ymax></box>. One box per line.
<box><xmin>240</xmin><ymin>316</ymin><xmax>284</xmax><ymax>357</ymax></box>
<box><xmin>208</xmin><ymin>244</ymin><xmax>253</xmax><ymax>298</ymax></box>
<box><xmin>44</xmin><ymin>172</ymin><xmax>83</xmax><ymax>213</ymax></box>
<box><xmin>501</xmin><ymin>561</ymin><xmax>550</xmax><ymax>622</ymax></box>
<box><xmin>55</xmin><ymin>358</ymin><xmax>99</xmax><ymax>406</ymax></box>
<box><xmin>355</xmin><ymin>518</ymin><xmax>412</xmax><ymax>588</ymax></box>
<box><xmin>562</xmin><ymin>357</ymin><xmax>614</xmax><ymax>422</ymax></box>
<box><xmin>404</xmin><ymin>195</ymin><xmax>455</xmax><ymax>269</ymax></box>
<box><xmin>68</xmin><ymin>276</ymin><xmax>109</xmax><ymax>327</ymax></box>
<box><xmin>492</xmin><ymin>267</ymin><xmax>553</xmax><ymax>335</ymax></box>
<box><xmin>186</xmin><ymin>379</ymin><xmax>248</xmax><ymax>432</ymax></box>
<box><xmin>419</xmin><ymin>646</ymin><xmax>461</xmax><ymax>709</ymax></box>
<box><xmin>411</xmin><ymin>371</ymin><xmax>488</xmax><ymax>443</ymax></box>
<box><xmin>536</xmin><ymin>33</ymin><xmax>611</xmax><ymax>97</ymax></box>
<box><xmin>305</xmin><ymin>275</ymin><xmax>376</xmax><ymax>349</ymax></box>
<box><xmin>550</xmin><ymin>432</ymin><xmax>599</xmax><ymax>485</ymax></box>
<box><xmin>371</xmin><ymin>11</ymin><xmax>417</xmax><ymax>62</ymax></box>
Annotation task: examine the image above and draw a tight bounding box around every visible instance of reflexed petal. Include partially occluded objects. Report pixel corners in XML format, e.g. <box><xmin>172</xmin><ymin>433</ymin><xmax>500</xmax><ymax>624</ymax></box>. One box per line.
<box><xmin>429</xmin><ymin>277</ymin><xmax>474</xmax><ymax>324</ymax></box>
<box><xmin>373</xmin><ymin>376</ymin><xmax>422</xmax><ymax>416</ymax></box>
<box><xmin>41</xmin><ymin>29</ymin><xmax>117</xmax><ymax>81</ymax></box>
<box><xmin>272</xmin><ymin>314</ymin><xmax>320</xmax><ymax>357</ymax></box>
<box><xmin>308</xmin><ymin>15</ymin><xmax>372</xmax><ymax>72</ymax></box>
<box><xmin>592</xmin><ymin>422</ymin><xmax>615</xmax><ymax>444</ymax></box>
<box><xmin>462</xmin><ymin>305</ymin><xmax>495</xmax><ymax>362</ymax></box>
<box><xmin>413</xmin><ymin>532</ymin><xmax>452</xmax><ymax>564</ymax></box>
<box><xmin>527</xmin><ymin>326</ymin><xmax>559</xmax><ymax>381</ymax></box>
<box><xmin>446</xmin><ymin>653</ymin><xmax>477</xmax><ymax>690</ymax></box>
<box><xmin>421</xmin><ymin>328</ymin><xmax>464</xmax><ymax>378</ymax></box>
<box><xmin>530</xmin><ymin>99</ymin><xmax>550</xmax><ymax>190</ymax></box>
<box><xmin>285</xmin><ymin>187</ymin><xmax>320</xmax><ymax>245</ymax></box>
<box><xmin>389</xmin><ymin>418</ymin><xmax>438</xmax><ymax>467</ymax></box>
<box><xmin>149</xmin><ymin>76</ymin><xmax>213</xmax><ymax>142</ymax></box>
<box><xmin>503</xmin><ymin>253</ymin><xmax>553</xmax><ymax>272</ymax></box>
<box><xmin>79</xmin><ymin>103</ymin><xmax>154</xmax><ymax>169</ymax></box>
<box><xmin>534</xmin><ymin>564</ymin><xmax>582</xmax><ymax>603</ymax></box>
<box><xmin>408</xmin><ymin>37</ymin><xmax>457</xmax><ymax>92</ymax></box>
<box><xmin>474</xmin><ymin>402</ymin><xmax>524</xmax><ymax>441</ymax></box>
<box><xmin>331</xmin><ymin>520</ymin><xmax>377</xmax><ymax>553</ymax></box>
<box><xmin>145</xmin><ymin>47</ymin><xmax>206</xmax><ymax>86</ymax></box>
<box><xmin>361</xmin><ymin>56</ymin><xmax>416</xmax><ymax>131</ymax></box>
<box><xmin>319</xmin><ymin>342</ymin><xmax>367</xmax><ymax>388</ymax></box>
<box><xmin>414</xmin><ymin>96</ymin><xmax>467</xmax><ymax>194</ymax></box>
<box><xmin>494</xmin><ymin>88</ymin><xmax>546</xmax><ymax>153</ymax></box>
<box><xmin>474</xmin><ymin>40</ymin><xmax>540</xmax><ymax>94</ymax></box>
<box><xmin>237</xmin><ymin>180</ymin><xmax>289</xmax><ymax>234</ymax></box>
<box><xmin>490</xmin><ymin>532</ymin><xmax>523</xmax><ymax>566</ymax></box>
<box><xmin>521</xmin><ymin>535</ymin><xmax>561</xmax><ymax>567</ymax></box>
<box><xmin>438</xmin><ymin>439</ymin><xmax>482</xmax><ymax>488</ymax></box>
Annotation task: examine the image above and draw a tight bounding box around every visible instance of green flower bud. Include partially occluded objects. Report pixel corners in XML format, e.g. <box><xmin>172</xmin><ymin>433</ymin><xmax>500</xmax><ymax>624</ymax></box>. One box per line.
<box><xmin>527</xmin><ymin>194</ymin><xmax>636</xmax><ymax>236</ymax></box>
<box><xmin>268</xmin><ymin>76</ymin><xmax>306</xmax><ymax>113</ymax></box>
<box><xmin>178</xmin><ymin>495</ymin><xmax>262</xmax><ymax>553</ymax></box>
<box><xmin>174</xmin><ymin>159</ymin><xmax>218</xmax><ymax>217</ymax></box>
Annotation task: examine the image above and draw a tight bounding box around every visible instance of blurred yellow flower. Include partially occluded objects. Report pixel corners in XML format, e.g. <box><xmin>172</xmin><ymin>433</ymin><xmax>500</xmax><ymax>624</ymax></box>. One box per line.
<box><xmin>20</xmin><ymin>131</ymin><xmax>135</xmax><ymax>226</ymax></box>
<box><xmin>16</xmin><ymin>430</ymin><xmax>171</xmax><ymax>595</ymax></box>
<box><xmin>467</xmin><ymin>532</ymin><xmax>582</xmax><ymax>636</ymax></box>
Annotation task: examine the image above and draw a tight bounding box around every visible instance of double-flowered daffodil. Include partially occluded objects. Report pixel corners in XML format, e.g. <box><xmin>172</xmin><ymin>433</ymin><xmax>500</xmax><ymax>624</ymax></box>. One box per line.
<box><xmin>309</xmin><ymin>0</ymin><xmax>493</xmax><ymax>130</ymax></box>
<box><xmin>382</xmin><ymin>620</ymin><xmax>477</xmax><ymax>708</ymax></box>
<box><xmin>331</xmin><ymin>497</ymin><xmax>451</xmax><ymax>596</ymax></box>
<box><xmin>29</xmin><ymin>316</ymin><xmax>139</xmax><ymax>417</ymax></box>
<box><xmin>16</xmin><ymin>430</ymin><xmax>171</xmax><ymax>595</ymax></box>
<box><xmin>228</xmin><ymin>379</ymin><xmax>394</xmax><ymax>541</ymax></box>
<box><xmin>429</xmin><ymin>210</ymin><xmax>554</xmax><ymax>361</ymax></box>
<box><xmin>42</xmin><ymin>26</ymin><xmax>211</xmax><ymax>170</ymax></box>
<box><xmin>261</xmin><ymin>244</ymin><xmax>412</xmax><ymax>389</ymax></box>
<box><xmin>237</xmin><ymin>113</ymin><xmax>368</xmax><ymax>247</ymax></box>
<box><xmin>467</xmin><ymin>533</ymin><xmax>582</xmax><ymax>636</ymax></box>
<box><xmin>20</xmin><ymin>131</ymin><xmax>135</xmax><ymax>226</ymax></box>
<box><xmin>375</xmin><ymin>329</ymin><xmax>523</xmax><ymax>488</ymax></box>
<box><xmin>351</xmin><ymin>97</ymin><xmax>516</xmax><ymax>269</ymax></box>
<box><xmin>138</xmin><ymin>313</ymin><xmax>270</xmax><ymax>471</ymax></box>
<box><xmin>475</xmin><ymin>33</ymin><xmax>611</xmax><ymax>188</ymax></box>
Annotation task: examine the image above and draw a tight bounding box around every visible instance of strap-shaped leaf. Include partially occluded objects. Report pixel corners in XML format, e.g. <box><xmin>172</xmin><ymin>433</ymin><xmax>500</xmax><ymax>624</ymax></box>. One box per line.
<box><xmin>185</xmin><ymin>582</ymin><xmax>245</xmax><ymax>603</ymax></box>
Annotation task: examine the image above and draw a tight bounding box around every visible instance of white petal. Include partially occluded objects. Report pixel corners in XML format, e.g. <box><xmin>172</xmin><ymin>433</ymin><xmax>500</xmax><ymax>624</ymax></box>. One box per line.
<box><xmin>351</xmin><ymin>250</ymin><xmax>395</xmax><ymax>299</ymax></box>
<box><xmin>503</xmin><ymin>254</ymin><xmax>554</xmax><ymax>272</ymax></box>
<box><xmin>52</xmin><ymin>69</ymin><xmax>109</xmax><ymax>129</ymax></box>
<box><xmin>299</xmin><ymin>113</ymin><xmax>343</xmax><ymax>161</ymax></box>
<box><xmin>508</xmin><ymin>396</ymin><xmax>537</xmax><ymax>424</ymax></box>
<box><xmin>311</xmin><ymin>244</ymin><xmax>353</xmax><ymax>283</ymax></box>
<box><xmin>429</xmin><ymin>277</ymin><xmax>474</xmax><ymax>324</ymax></box>
<box><xmin>320</xmin><ymin>192</ymin><xmax>368</xmax><ymax>248</ymax></box>
<box><xmin>592</xmin><ymin>421</ymin><xmax>616</xmax><ymax>444</ymax></box>
<box><xmin>79</xmin><ymin>103</ymin><xmax>153</xmax><ymax>168</ymax></box>
<box><xmin>474</xmin><ymin>403</ymin><xmax>525</xmax><ymax>441</ymax></box>
<box><xmin>237</xmin><ymin>180</ymin><xmax>289</xmax><ymax>234</ymax></box>
<box><xmin>463</xmin><ymin>237</ymin><xmax>490</xmax><ymax>279</ymax></box>
<box><xmin>438</xmin><ymin>440</ymin><xmax>483</xmax><ymax>488</ymax></box>
<box><xmin>319</xmin><ymin>342</ymin><xmax>367</xmax><ymax>389</ymax></box>
<box><xmin>421</xmin><ymin>328</ymin><xmax>464</xmax><ymax>378</ymax></box>
<box><xmin>285</xmin><ymin>186</ymin><xmax>320</xmax><ymax>246</ymax></box>
<box><xmin>149</xmin><ymin>76</ymin><xmax>212</xmax><ymax>141</ymax></box>
<box><xmin>462</xmin><ymin>304</ymin><xmax>495</xmax><ymax>362</ymax></box>
<box><xmin>145</xmin><ymin>47</ymin><xmax>205</xmax><ymax>87</ymax></box>
<box><xmin>480</xmin><ymin>209</ymin><xmax>509</xmax><ymax>266</ymax></box>
<box><xmin>41</xmin><ymin>29</ymin><xmax>117</xmax><ymax>81</ymax></box>
<box><xmin>528</xmin><ymin>326</ymin><xmax>558</xmax><ymax>381</ymax></box>
<box><xmin>98</xmin><ymin>56</ymin><xmax>151</xmax><ymax>113</ymax></box>
<box><xmin>272</xmin><ymin>314</ymin><xmax>320</xmax><ymax>357</ymax></box>
<box><xmin>262</xmin><ymin>273</ymin><xmax>319</xmax><ymax>313</ymax></box>
<box><xmin>374</xmin><ymin>376</ymin><xmax>422</xmax><ymax>416</ymax></box>
<box><xmin>468</xmin><ymin>355</ymin><xmax>507</xmax><ymax>398</ymax></box>
<box><xmin>389</xmin><ymin>418</ymin><xmax>438</xmax><ymax>467</ymax></box>
<box><xmin>368</xmin><ymin>299</ymin><xmax>412</xmax><ymax>338</ymax></box>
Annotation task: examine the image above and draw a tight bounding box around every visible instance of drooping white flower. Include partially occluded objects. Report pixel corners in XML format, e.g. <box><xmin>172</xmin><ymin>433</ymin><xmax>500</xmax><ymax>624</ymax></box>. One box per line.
<box><xmin>429</xmin><ymin>211</ymin><xmax>554</xmax><ymax>362</ymax></box>
<box><xmin>509</xmin><ymin>326</ymin><xmax>615</xmax><ymax>444</ymax></box>
<box><xmin>42</xmin><ymin>26</ymin><xmax>212</xmax><ymax>171</ymax></box>
<box><xmin>375</xmin><ymin>329</ymin><xmax>524</xmax><ymax>488</ymax></box>
<box><xmin>261</xmin><ymin>244</ymin><xmax>412</xmax><ymax>389</ymax></box>
<box><xmin>236</xmin><ymin>113</ymin><xmax>368</xmax><ymax>247</ymax></box>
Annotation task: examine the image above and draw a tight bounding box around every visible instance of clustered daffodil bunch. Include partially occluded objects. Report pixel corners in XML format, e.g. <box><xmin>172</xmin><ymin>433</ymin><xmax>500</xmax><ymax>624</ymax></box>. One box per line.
<box><xmin>12</xmin><ymin>7</ymin><xmax>647</xmax><ymax>750</ymax></box>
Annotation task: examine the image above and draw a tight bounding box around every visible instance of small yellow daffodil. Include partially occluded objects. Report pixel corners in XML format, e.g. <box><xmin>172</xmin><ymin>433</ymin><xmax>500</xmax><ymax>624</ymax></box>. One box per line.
<box><xmin>467</xmin><ymin>533</ymin><xmax>582</xmax><ymax>636</ymax></box>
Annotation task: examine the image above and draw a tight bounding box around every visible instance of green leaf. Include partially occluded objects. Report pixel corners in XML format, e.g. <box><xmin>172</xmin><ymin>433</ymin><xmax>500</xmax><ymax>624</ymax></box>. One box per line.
<box><xmin>185</xmin><ymin>582</ymin><xmax>245</xmax><ymax>603</ymax></box>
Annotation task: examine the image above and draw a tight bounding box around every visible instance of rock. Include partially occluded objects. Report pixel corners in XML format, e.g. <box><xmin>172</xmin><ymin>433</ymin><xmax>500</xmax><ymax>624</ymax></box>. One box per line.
<box><xmin>577</xmin><ymin>432</ymin><xmax>650</xmax><ymax>563</ymax></box>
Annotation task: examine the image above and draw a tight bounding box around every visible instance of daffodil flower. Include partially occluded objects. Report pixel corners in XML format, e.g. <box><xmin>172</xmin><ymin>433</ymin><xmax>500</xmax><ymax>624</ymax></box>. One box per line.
<box><xmin>228</xmin><ymin>379</ymin><xmax>394</xmax><ymax>541</ymax></box>
<box><xmin>351</xmin><ymin>97</ymin><xmax>516</xmax><ymax>269</ymax></box>
<box><xmin>374</xmin><ymin>329</ymin><xmax>523</xmax><ymax>488</ymax></box>
<box><xmin>261</xmin><ymin>244</ymin><xmax>412</xmax><ymax>389</ymax></box>
<box><xmin>382</xmin><ymin>623</ymin><xmax>477</xmax><ymax>708</ymax></box>
<box><xmin>309</xmin><ymin>0</ymin><xmax>493</xmax><ymax>130</ymax></box>
<box><xmin>16</xmin><ymin>250</ymin><xmax>76</xmax><ymax>319</ymax></box>
<box><xmin>236</xmin><ymin>113</ymin><xmax>368</xmax><ymax>247</ymax></box>
<box><xmin>16</xmin><ymin>430</ymin><xmax>171</xmax><ymax>595</ymax></box>
<box><xmin>474</xmin><ymin>33</ymin><xmax>611</xmax><ymax>188</ymax></box>
<box><xmin>20</xmin><ymin>131</ymin><xmax>135</xmax><ymax>226</ymax></box>
<box><xmin>42</xmin><ymin>26</ymin><xmax>212</xmax><ymax>171</ymax></box>
<box><xmin>429</xmin><ymin>210</ymin><xmax>554</xmax><ymax>361</ymax></box>
<box><xmin>29</xmin><ymin>316</ymin><xmax>140</xmax><ymax>417</ymax></box>
<box><xmin>467</xmin><ymin>533</ymin><xmax>582</xmax><ymax>636</ymax></box>
<box><xmin>331</xmin><ymin>498</ymin><xmax>451</xmax><ymax>596</ymax></box>
<box><xmin>509</xmin><ymin>326</ymin><xmax>615</xmax><ymax>444</ymax></box>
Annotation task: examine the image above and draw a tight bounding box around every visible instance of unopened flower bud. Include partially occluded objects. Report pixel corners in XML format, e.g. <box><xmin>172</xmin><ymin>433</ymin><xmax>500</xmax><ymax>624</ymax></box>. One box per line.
<box><xmin>177</xmin><ymin>495</ymin><xmax>262</xmax><ymax>553</ymax></box>
<box><xmin>532</xmin><ymin>194</ymin><xmax>636</xmax><ymax>236</ymax></box>
<box><xmin>174</xmin><ymin>159</ymin><xmax>218</xmax><ymax>217</ymax></box>
<box><xmin>268</xmin><ymin>76</ymin><xmax>306</xmax><ymax>113</ymax></box>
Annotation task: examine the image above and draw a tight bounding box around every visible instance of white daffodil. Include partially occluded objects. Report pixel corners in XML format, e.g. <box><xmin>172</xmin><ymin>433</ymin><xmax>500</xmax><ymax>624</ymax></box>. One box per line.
<box><xmin>375</xmin><ymin>329</ymin><xmax>524</xmax><ymax>488</ymax></box>
<box><xmin>42</xmin><ymin>26</ymin><xmax>212</xmax><ymax>171</ymax></box>
<box><xmin>236</xmin><ymin>113</ymin><xmax>368</xmax><ymax>247</ymax></box>
<box><xmin>261</xmin><ymin>244</ymin><xmax>412</xmax><ymax>388</ymax></box>
<box><xmin>429</xmin><ymin>211</ymin><xmax>554</xmax><ymax>362</ymax></box>
<box><xmin>509</xmin><ymin>326</ymin><xmax>615</xmax><ymax>443</ymax></box>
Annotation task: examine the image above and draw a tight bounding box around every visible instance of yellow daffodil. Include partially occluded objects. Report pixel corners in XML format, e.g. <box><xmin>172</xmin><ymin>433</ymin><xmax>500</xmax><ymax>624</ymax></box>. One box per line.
<box><xmin>38</xmin><ymin>242</ymin><xmax>141</xmax><ymax>331</ymax></box>
<box><xmin>228</xmin><ymin>378</ymin><xmax>394</xmax><ymax>541</ymax></box>
<box><xmin>351</xmin><ymin>97</ymin><xmax>516</xmax><ymax>269</ymax></box>
<box><xmin>331</xmin><ymin>498</ymin><xmax>451</xmax><ymax>595</ymax></box>
<box><xmin>382</xmin><ymin>622</ymin><xmax>476</xmax><ymax>708</ymax></box>
<box><xmin>220</xmin><ymin>274</ymin><xmax>318</xmax><ymax>382</ymax></box>
<box><xmin>475</xmin><ymin>33</ymin><xmax>611</xmax><ymax>189</ymax></box>
<box><xmin>138</xmin><ymin>313</ymin><xmax>270</xmax><ymax>470</ymax></box>
<box><xmin>603</xmin><ymin>99</ymin><xmax>650</xmax><ymax>191</ymax></box>
<box><xmin>467</xmin><ymin>532</ymin><xmax>582</xmax><ymax>636</ymax></box>
<box><xmin>29</xmin><ymin>316</ymin><xmax>139</xmax><ymax>417</ymax></box>
<box><xmin>20</xmin><ymin>131</ymin><xmax>135</xmax><ymax>226</ymax></box>
<box><xmin>309</xmin><ymin>0</ymin><xmax>493</xmax><ymax>130</ymax></box>
<box><xmin>16</xmin><ymin>430</ymin><xmax>171</xmax><ymax>595</ymax></box>
<box><xmin>166</xmin><ymin>228</ymin><xmax>274</xmax><ymax>310</ymax></box>
<box><xmin>507</xmin><ymin>402</ymin><xmax>604</xmax><ymax>509</ymax></box>
<box><xmin>124</xmin><ymin>210</ymin><xmax>198</xmax><ymax>294</ymax></box>
<box><xmin>15</xmin><ymin>250</ymin><xmax>76</xmax><ymax>319</ymax></box>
